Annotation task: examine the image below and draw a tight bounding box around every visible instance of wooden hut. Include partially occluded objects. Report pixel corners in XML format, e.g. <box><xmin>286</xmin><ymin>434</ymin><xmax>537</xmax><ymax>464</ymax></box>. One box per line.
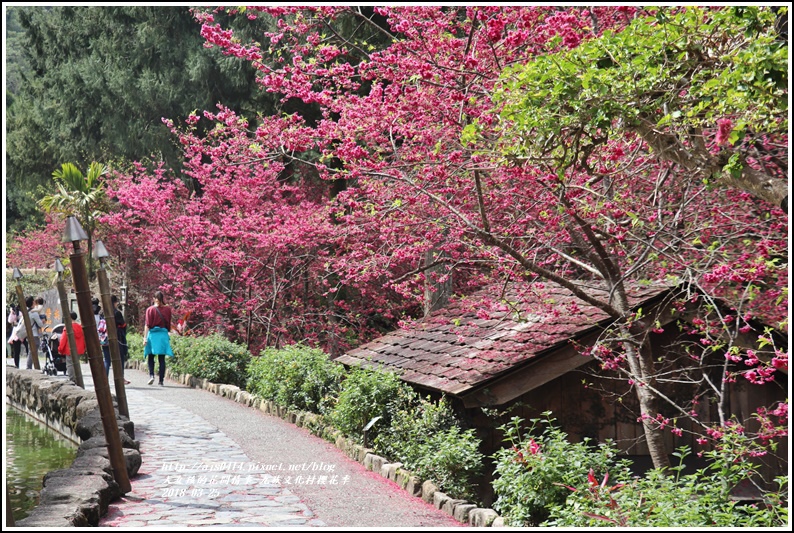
<box><xmin>337</xmin><ymin>281</ymin><xmax>788</xmax><ymax>504</ymax></box>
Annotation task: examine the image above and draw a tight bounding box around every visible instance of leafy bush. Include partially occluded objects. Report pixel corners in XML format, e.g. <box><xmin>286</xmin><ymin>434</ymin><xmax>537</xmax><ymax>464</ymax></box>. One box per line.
<box><xmin>127</xmin><ymin>331</ymin><xmax>145</xmax><ymax>362</ymax></box>
<box><xmin>167</xmin><ymin>333</ymin><xmax>252</xmax><ymax>389</ymax></box>
<box><xmin>329</xmin><ymin>365</ymin><xmax>412</xmax><ymax>444</ymax></box>
<box><xmin>376</xmin><ymin>393</ymin><xmax>484</xmax><ymax>501</ymax></box>
<box><xmin>375</xmin><ymin>389</ymin><xmax>452</xmax><ymax>459</ymax></box>
<box><xmin>544</xmin><ymin>427</ymin><xmax>789</xmax><ymax>527</ymax></box>
<box><xmin>413</xmin><ymin>425</ymin><xmax>484</xmax><ymax>502</ymax></box>
<box><xmin>246</xmin><ymin>344</ymin><xmax>344</xmax><ymax>414</ymax></box>
<box><xmin>492</xmin><ymin>412</ymin><xmax>625</xmax><ymax>526</ymax></box>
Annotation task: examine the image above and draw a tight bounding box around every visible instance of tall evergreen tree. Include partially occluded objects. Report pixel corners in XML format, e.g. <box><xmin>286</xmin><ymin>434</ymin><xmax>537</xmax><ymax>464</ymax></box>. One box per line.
<box><xmin>5</xmin><ymin>5</ymin><xmax>278</xmax><ymax>232</ymax></box>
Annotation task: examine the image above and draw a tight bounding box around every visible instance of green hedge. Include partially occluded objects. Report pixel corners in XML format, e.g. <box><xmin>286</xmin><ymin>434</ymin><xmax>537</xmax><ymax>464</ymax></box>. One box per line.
<box><xmin>170</xmin><ymin>334</ymin><xmax>251</xmax><ymax>389</ymax></box>
<box><xmin>498</xmin><ymin>414</ymin><xmax>789</xmax><ymax>527</ymax></box>
<box><xmin>129</xmin><ymin>331</ymin><xmax>251</xmax><ymax>389</ymax></box>
<box><xmin>246</xmin><ymin>344</ymin><xmax>344</xmax><ymax>414</ymax></box>
<box><xmin>328</xmin><ymin>365</ymin><xmax>414</xmax><ymax>446</ymax></box>
<box><xmin>376</xmin><ymin>393</ymin><xmax>484</xmax><ymax>501</ymax></box>
<box><xmin>129</xmin><ymin>334</ymin><xmax>485</xmax><ymax>503</ymax></box>
<box><xmin>492</xmin><ymin>413</ymin><xmax>633</xmax><ymax>526</ymax></box>
<box><xmin>127</xmin><ymin>331</ymin><xmax>144</xmax><ymax>361</ymax></box>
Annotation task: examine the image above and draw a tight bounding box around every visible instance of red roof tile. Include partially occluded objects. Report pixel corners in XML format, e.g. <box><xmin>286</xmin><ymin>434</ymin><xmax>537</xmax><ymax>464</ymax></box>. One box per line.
<box><xmin>336</xmin><ymin>280</ymin><xmax>671</xmax><ymax>396</ymax></box>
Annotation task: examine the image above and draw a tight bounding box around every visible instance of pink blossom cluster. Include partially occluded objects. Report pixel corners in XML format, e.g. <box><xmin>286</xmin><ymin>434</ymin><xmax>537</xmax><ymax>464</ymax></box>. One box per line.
<box><xmin>714</xmin><ymin>118</ymin><xmax>733</xmax><ymax>146</ymax></box>
<box><xmin>6</xmin><ymin>214</ymin><xmax>67</xmax><ymax>269</ymax></box>
<box><xmin>638</xmin><ymin>413</ymin><xmax>682</xmax><ymax>436</ymax></box>
<box><xmin>511</xmin><ymin>438</ymin><xmax>542</xmax><ymax>465</ymax></box>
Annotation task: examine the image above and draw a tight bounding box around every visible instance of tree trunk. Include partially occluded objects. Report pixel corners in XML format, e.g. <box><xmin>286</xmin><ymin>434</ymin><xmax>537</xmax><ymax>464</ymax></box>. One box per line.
<box><xmin>635</xmin><ymin>363</ymin><xmax>672</xmax><ymax>470</ymax></box>
<box><xmin>620</xmin><ymin>325</ymin><xmax>671</xmax><ymax>470</ymax></box>
<box><xmin>423</xmin><ymin>249</ymin><xmax>451</xmax><ymax>316</ymax></box>
<box><xmin>634</xmin><ymin>121</ymin><xmax>788</xmax><ymax>209</ymax></box>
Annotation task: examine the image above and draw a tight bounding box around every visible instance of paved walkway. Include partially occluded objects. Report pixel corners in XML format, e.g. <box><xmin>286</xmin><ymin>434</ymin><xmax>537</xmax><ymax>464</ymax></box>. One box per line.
<box><xmin>69</xmin><ymin>361</ymin><xmax>465</xmax><ymax>528</ymax></box>
<box><xmin>99</xmin><ymin>386</ymin><xmax>324</xmax><ymax>527</ymax></box>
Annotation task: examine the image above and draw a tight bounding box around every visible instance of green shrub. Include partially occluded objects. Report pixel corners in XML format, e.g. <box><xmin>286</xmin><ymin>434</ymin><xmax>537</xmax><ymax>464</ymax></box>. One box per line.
<box><xmin>374</xmin><ymin>389</ymin><xmax>451</xmax><ymax>459</ymax></box>
<box><xmin>167</xmin><ymin>333</ymin><xmax>251</xmax><ymax>389</ymax></box>
<box><xmin>329</xmin><ymin>365</ymin><xmax>412</xmax><ymax>444</ymax></box>
<box><xmin>376</xmin><ymin>394</ymin><xmax>484</xmax><ymax>501</ymax></box>
<box><xmin>127</xmin><ymin>331</ymin><xmax>145</xmax><ymax>362</ymax></box>
<box><xmin>414</xmin><ymin>426</ymin><xmax>484</xmax><ymax>502</ymax></box>
<box><xmin>544</xmin><ymin>429</ymin><xmax>789</xmax><ymax>527</ymax></box>
<box><xmin>246</xmin><ymin>344</ymin><xmax>344</xmax><ymax>414</ymax></box>
<box><xmin>492</xmin><ymin>412</ymin><xmax>625</xmax><ymax>526</ymax></box>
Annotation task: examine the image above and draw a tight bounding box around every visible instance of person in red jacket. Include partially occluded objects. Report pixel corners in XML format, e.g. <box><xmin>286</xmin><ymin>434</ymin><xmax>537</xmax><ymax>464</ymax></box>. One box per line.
<box><xmin>59</xmin><ymin>312</ymin><xmax>86</xmax><ymax>384</ymax></box>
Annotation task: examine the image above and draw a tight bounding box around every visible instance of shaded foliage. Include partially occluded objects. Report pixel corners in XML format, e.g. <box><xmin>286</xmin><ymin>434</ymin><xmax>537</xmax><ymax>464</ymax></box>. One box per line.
<box><xmin>5</xmin><ymin>5</ymin><xmax>278</xmax><ymax>233</ymax></box>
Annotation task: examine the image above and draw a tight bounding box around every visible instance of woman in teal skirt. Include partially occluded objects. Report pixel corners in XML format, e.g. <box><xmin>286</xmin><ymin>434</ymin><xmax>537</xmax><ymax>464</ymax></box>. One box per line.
<box><xmin>143</xmin><ymin>291</ymin><xmax>174</xmax><ymax>386</ymax></box>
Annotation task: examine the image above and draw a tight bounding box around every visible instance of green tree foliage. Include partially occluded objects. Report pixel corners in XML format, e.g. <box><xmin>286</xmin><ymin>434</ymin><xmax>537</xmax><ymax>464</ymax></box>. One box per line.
<box><xmin>495</xmin><ymin>6</ymin><xmax>788</xmax><ymax>208</ymax></box>
<box><xmin>39</xmin><ymin>162</ymin><xmax>108</xmax><ymax>276</ymax></box>
<box><xmin>5</xmin><ymin>8</ymin><xmax>30</xmax><ymax>102</ymax></box>
<box><xmin>5</xmin><ymin>7</ymin><xmax>53</xmax><ymax>232</ymax></box>
<box><xmin>5</xmin><ymin>5</ymin><xmax>278</xmax><ymax>232</ymax></box>
<box><xmin>5</xmin><ymin>270</ymin><xmax>53</xmax><ymax>314</ymax></box>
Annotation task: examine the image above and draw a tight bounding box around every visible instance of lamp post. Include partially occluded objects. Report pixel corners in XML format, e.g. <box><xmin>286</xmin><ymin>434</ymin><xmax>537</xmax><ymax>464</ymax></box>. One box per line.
<box><xmin>13</xmin><ymin>268</ymin><xmax>40</xmax><ymax>370</ymax></box>
<box><xmin>120</xmin><ymin>282</ymin><xmax>127</xmax><ymax>312</ymax></box>
<box><xmin>95</xmin><ymin>240</ymin><xmax>129</xmax><ymax>418</ymax></box>
<box><xmin>54</xmin><ymin>259</ymin><xmax>85</xmax><ymax>388</ymax></box>
<box><xmin>63</xmin><ymin>216</ymin><xmax>131</xmax><ymax>493</ymax></box>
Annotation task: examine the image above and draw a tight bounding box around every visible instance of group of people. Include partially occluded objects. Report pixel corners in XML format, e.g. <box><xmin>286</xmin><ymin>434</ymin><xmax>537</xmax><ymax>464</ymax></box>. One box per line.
<box><xmin>6</xmin><ymin>294</ymin><xmax>130</xmax><ymax>385</ymax></box>
<box><xmin>90</xmin><ymin>295</ymin><xmax>130</xmax><ymax>384</ymax></box>
<box><xmin>6</xmin><ymin>296</ymin><xmax>46</xmax><ymax>369</ymax></box>
<box><xmin>7</xmin><ymin>290</ymin><xmax>176</xmax><ymax>388</ymax></box>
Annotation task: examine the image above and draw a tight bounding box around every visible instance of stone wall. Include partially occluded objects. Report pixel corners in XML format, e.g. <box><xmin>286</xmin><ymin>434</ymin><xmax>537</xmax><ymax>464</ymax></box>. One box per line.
<box><xmin>5</xmin><ymin>368</ymin><xmax>141</xmax><ymax>527</ymax></box>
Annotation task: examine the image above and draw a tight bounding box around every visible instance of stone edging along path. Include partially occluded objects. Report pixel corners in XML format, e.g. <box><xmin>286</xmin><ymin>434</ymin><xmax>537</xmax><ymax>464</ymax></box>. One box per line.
<box><xmin>5</xmin><ymin>367</ymin><xmax>142</xmax><ymax>527</ymax></box>
<box><xmin>126</xmin><ymin>359</ymin><xmax>506</xmax><ymax>528</ymax></box>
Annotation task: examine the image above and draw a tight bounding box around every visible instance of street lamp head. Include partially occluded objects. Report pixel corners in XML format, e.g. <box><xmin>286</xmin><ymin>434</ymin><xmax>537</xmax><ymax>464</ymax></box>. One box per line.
<box><xmin>54</xmin><ymin>258</ymin><xmax>66</xmax><ymax>280</ymax></box>
<box><xmin>13</xmin><ymin>267</ymin><xmax>23</xmax><ymax>281</ymax></box>
<box><xmin>95</xmin><ymin>240</ymin><xmax>109</xmax><ymax>260</ymax></box>
<box><xmin>62</xmin><ymin>215</ymin><xmax>88</xmax><ymax>243</ymax></box>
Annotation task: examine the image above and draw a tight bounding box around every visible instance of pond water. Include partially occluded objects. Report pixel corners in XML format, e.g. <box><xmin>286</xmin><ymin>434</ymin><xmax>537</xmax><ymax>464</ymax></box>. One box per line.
<box><xmin>5</xmin><ymin>406</ymin><xmax>78</xmax><ymax>522</ymax></box>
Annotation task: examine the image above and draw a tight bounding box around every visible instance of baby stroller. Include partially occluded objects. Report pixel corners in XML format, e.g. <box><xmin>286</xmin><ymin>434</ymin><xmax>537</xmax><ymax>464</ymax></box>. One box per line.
<box><xmin>42</xmin><ymin>324</ymin><xmax>68</xmax><ymax>376</ymax></box>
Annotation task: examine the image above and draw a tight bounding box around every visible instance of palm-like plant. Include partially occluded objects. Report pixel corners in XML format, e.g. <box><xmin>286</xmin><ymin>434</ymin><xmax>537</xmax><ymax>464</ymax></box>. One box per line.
<box><xmin>39</xmin><ymin>162</ymin><xmax>109</xmax><ymax>277</ymax></box>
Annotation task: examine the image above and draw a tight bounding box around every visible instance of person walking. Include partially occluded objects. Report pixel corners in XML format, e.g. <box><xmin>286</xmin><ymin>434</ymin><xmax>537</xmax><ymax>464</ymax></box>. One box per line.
<box><xmin>58</xmin><ymin>312</ymin><xmax>86</xmax><ymax>383</ymax></box>
<box><xmin>143</xmin><ymin>290</ymin><xmax>174</xmax><ymax>386</ymax></box>
<box><xmin>92</xmin><ymin>298</ymin><xmax>102</xmax><ymax>328</ymax></box>
<box><xmin>6</xmin><ymin>305</ymin><xmax>16</xmax><ymax>341</ymax></box>
<box><xmin>25</xmin><ymin>296</ymin><xmax>45</xmax><ymax>369</ymax></box>
<box><xmin>111</xmin><ymin>295</ymin><xmax>130</xmax><ymax>384</ymax></box>
<box><xmin>98</xmin><ymin>310</ymin><xmax>111</xmax><ymax>376</ymax></box>
<box><xmin>7</xmin><ymin>305</ymin><xmax>26</xmax><ymax>368</ymax></box>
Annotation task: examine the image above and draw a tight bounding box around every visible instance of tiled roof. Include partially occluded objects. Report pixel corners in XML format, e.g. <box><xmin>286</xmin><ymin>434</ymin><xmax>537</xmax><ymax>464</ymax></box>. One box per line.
<box><xmin>337</xmin><ymin>281</ymin><xmax>671</xmax><ymax>396</ymax></box>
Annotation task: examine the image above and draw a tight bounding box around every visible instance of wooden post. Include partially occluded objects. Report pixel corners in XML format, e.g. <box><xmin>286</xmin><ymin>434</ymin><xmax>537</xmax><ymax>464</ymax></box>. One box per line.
<box><xmin>69</xmin><ymin>244</ymin><xmax>131</xmax><ymax>493</ymax></box>
<box><xmin>15</xmin><ymin>284</ymin><xmax>40</xmax><ymax>370</ymax></box>
<box><xmin>56</xmin><ymin>276</ymin><xmax>85</xmax><ymax>388</ymax></box>
<box><xmin>97</xmin><ymin>267</ymin><xmax>129</xmax><ymax>418</ymax></box>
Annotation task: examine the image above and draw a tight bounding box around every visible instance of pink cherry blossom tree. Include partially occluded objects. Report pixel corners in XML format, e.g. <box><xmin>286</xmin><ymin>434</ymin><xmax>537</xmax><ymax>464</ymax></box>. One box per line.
<box><xmin>177</xmin><ymin>5</ymin><xmax>786</xmax><ymax>469</ymax></box>
<box><xmin>6</xmin><ymin>213</ymin><xmax>67</xmax><ymax>270</ymax></box>
<box><xmin>0</xmin><ymin>5</ymin><xmax>761</xmax><ymax>472</ymax></box>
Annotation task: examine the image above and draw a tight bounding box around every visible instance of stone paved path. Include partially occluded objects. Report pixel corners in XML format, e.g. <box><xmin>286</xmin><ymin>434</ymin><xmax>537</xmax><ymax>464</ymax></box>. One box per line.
<box><xmin>98</xmin><ymin>387</ymin><xmax>325</xmax><ymax>527</ymax></box>
<box><xmin>80</xmin><ymin>363</ymin><xmax>464</xmax><ymax>528</ymax></box>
